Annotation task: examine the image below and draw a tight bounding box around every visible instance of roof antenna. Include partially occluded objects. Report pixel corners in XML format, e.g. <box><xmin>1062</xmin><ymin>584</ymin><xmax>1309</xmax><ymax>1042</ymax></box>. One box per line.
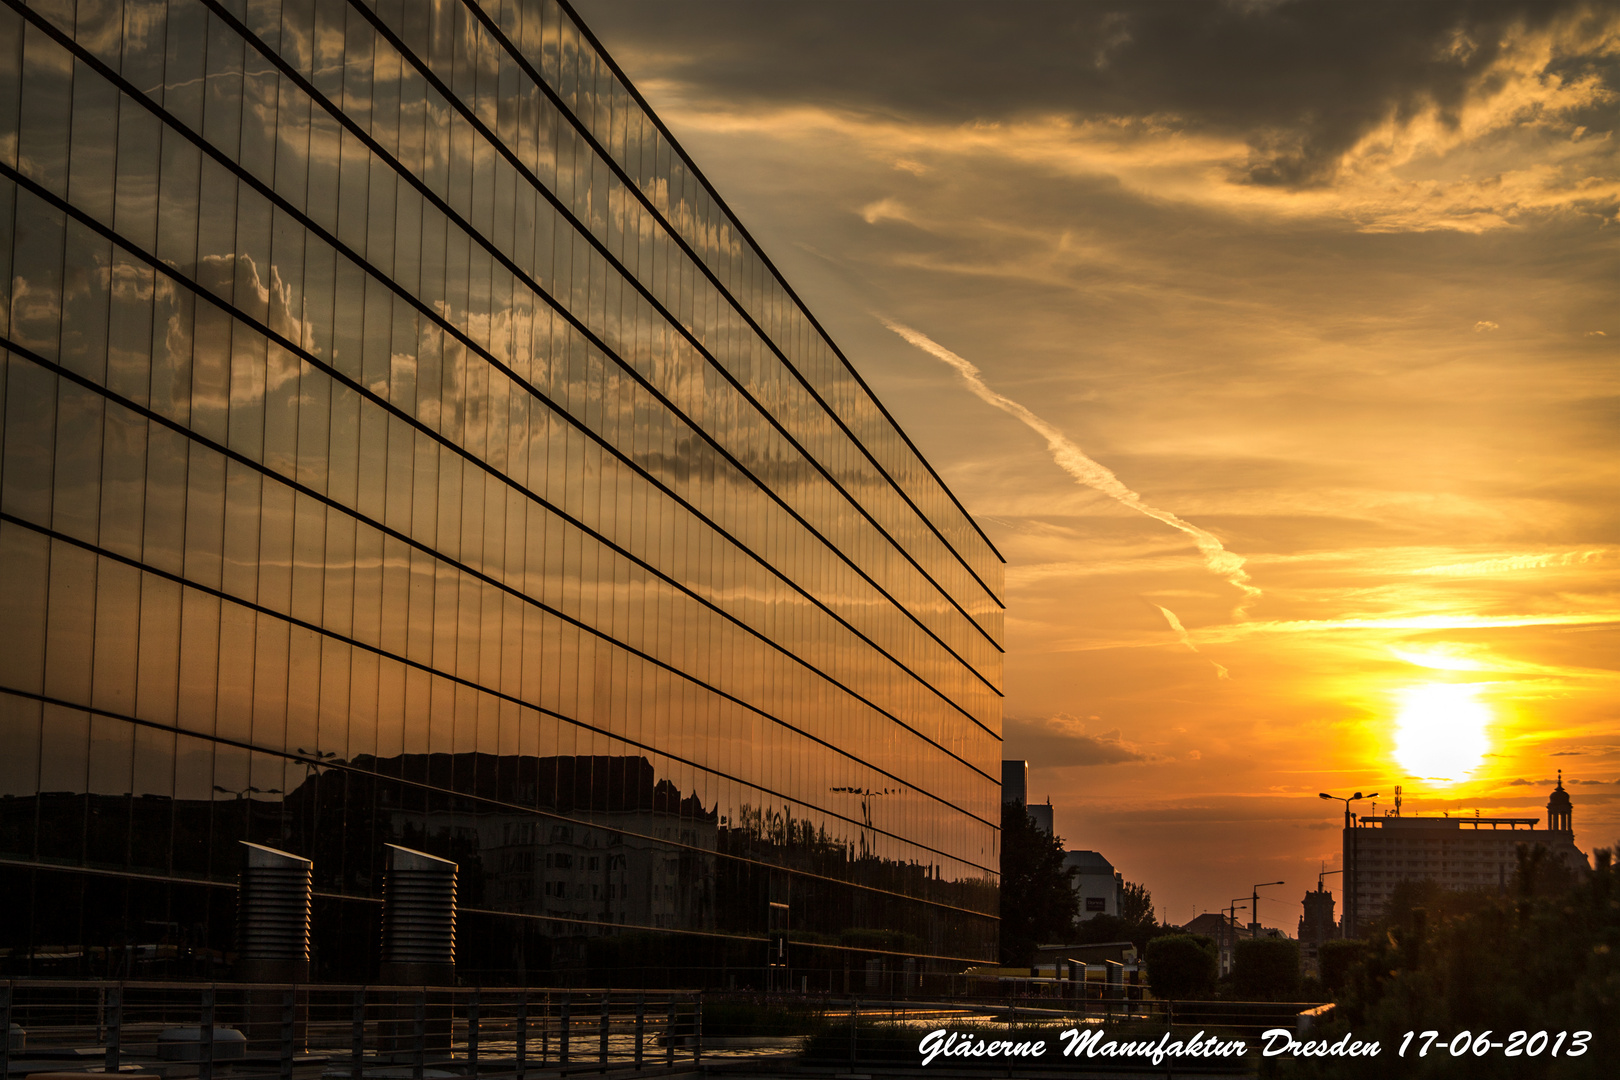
<box><xmin>1394</xmin><ymin>786</ymin><xmax>1402</xmax><ymax>817</ymax></box>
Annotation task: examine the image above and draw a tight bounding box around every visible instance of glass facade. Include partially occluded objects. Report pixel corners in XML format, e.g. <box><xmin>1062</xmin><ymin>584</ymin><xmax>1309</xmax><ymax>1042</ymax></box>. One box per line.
<box><xmin>0</xmin><ymin>0</ymin><xmax>1004</xmax><ymax>987</ymax></box>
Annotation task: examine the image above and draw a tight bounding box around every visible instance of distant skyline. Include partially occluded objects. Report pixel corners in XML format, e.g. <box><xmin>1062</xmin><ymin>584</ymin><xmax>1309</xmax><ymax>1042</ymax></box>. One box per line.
<box><xmin>574</xmin><ymin>0</ymin><xmax>1620</xmax><ymax>924</ymax></box>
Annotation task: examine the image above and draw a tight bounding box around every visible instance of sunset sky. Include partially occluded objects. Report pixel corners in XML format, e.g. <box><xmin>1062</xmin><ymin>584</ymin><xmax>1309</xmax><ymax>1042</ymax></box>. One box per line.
<box><xmin>574</xmin><ymin>0</ymin><xmax>1620</xmax><ymax>927</ymax></box>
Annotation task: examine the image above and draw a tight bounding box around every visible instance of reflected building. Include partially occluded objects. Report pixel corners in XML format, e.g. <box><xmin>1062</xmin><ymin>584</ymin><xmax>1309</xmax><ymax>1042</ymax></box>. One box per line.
<box><xmin>0</xmin><ymin>0</ymin><xmax>1003</xmax><ymax>986</ymax></box>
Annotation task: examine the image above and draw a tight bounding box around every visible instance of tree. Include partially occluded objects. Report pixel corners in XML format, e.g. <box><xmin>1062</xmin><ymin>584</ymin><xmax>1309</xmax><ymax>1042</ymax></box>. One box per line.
<box><xmin>998</xmin><ymin>799</ymin><xmax>1079</xmax><ymax>966</ymax></box>
<box><xmin>1317</xmin><ymin>939</ymin><xmax>1365</xmax><ymax>996</ymax></box>
<box><xmin>1145</xmin><ymin>934</ymin><xmax>1218</xmax><ymax>1000</ymax></box>
<box><xmin>1232</xmin><ymin>936</ymin><xmax>1301</xmax><ymax>1001</ymax></box>
<box><xmin>1285</xmin><ymin>845</ymin><xmax>1620</xmax><ymax>1079</ymax></box>
<box><xmin>1120</xmin><ymin>880</ymin><xmax>1156</xmax><ymax>926</ymax></box>
<box><xmin>1072</xmin><ymin>880</ymin><xmax>1168</xmax><ymax>954</ymax></box>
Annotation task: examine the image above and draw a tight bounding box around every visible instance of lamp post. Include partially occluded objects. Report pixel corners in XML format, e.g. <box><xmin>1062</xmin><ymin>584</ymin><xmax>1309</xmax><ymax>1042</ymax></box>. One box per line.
<box><xmin>1320</xmin><ymin>791</ymin><xmax>1378</xmax><ymax>938</ymax></box>
<box><xmin>1250</xmin><ymin>881</ymin><xmax>1283</xmax><ymax>935</ymax></box>
<box><xmin>1223</xmin><ymin>899</ymin><xmax>1248</xmax><ymax>976</ymax></box>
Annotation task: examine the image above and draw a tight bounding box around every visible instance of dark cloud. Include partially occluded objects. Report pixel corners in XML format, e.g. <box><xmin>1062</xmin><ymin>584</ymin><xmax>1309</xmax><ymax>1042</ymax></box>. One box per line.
<box><xmin>571</xmin><ymin>0</ymin><xmax>1614</xmax><ymax>186</ymax></box>
<box><xmin>1506</xmin><ymin>777</ymin><xmax>1613</xmax><ymax>786</ymax></box>
<box><xmin>1004</xmin><ymin>714</ymin><xmax>1151</xmax><ymax>765</ymax></box>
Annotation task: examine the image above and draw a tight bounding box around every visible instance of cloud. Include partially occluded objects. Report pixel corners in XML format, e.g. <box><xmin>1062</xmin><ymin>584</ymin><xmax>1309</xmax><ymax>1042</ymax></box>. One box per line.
<box><xmin>1412</xmin><ymin>550</ymin><xmax>1611</xmax><ymax>576</ymax></box>
<box><xmin>1190</xmin><ymin>610</ymin><xmax>1620</xmax><ymax>643</ymax></box>
<box><xmin>884</xmin><ymin>319</ymin><xmax>1262</xmax><ymax>612</ymax></box>
<box><xmin>579</xmin><ymin>0</ymin><xmax>1620</xmax><ymax>230</ymax></box>
<box><xmin>860</xmin><ymin>197</ymin><xmax>911</xmax><ymax>225</ymax></box>
<box><xmin>1474</xmin><ymin>320</ymin><xmax>1501</xmax><ymax>332</ymax></box>
<box><xmin>1152</xmin><ymin>602</ymin><xmax>1231</xmax><ymax>679</ymax></box>
<box><xmin>1389</xmin><ymin>645</ymin><xmax>1487</xmax><ymax>671</ymax></box>
<box><xmin>577</xmin><ymin>2</ymin><xmax>1612</xmax><ymax>152</ymax></box>
<box><xmin>1004</xmin><ymin>715</ymin><xmax>1152</xmax><ymax>766</ymax></box>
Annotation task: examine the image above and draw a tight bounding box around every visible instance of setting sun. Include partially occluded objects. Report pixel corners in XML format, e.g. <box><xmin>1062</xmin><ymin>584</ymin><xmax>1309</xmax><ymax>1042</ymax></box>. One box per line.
<box><xmin>1392</xmin><ymin>684</ymin><xmax>1493</xmax><ymax>782</ymax></box>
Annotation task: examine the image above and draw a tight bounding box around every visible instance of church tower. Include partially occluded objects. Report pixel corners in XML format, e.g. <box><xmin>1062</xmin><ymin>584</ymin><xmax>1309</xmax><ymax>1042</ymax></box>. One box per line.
<box><xmin>1547</xmin><ymin>771</ymin><xmax>1573</xmax><ymax>833</ymax></box>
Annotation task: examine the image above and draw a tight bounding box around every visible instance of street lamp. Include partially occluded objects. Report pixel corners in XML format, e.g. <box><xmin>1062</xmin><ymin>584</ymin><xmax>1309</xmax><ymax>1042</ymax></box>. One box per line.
<box><xmin>296</xmin><ymin>747</ymin><xmax>339</xmax><ymax>790</ymax></box>
<box><xmin>1223</xmin><ymin>899</ymin><xmax>1249</xmax><ymax>976</ymax></box>
<box><xmin>1321</xmin><ymin>791</ymin><xmax>1378</xmax><ymax>938</ymax></box>
<box><xmin>213</xmin><ymin>785</ymin><xmax>282</xmax><ymax>799</ymax></box>
<box><xmin>1250</xmin><ymin>881</ymin><xmax>1284</xmax><ymax>935</ymax></box>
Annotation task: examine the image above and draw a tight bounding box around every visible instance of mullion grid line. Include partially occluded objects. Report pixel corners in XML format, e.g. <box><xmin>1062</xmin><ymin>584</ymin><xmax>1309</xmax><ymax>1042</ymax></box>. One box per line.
<box><xmin>327</xmin><ymin>0</ymin><xmax>1005</xmax><ymax>667</ymax></box>
<box><xmin>6</xmin><ymin>0</ymin><xmax>1004</xmax><ymax>854</ymax></box>
<box><xmin>197</xmin><ymin>0</ymin><xmax>1005</xmax><ymax>716</ymax></box>
<box><xmin>0</xmin><ymin>515</ymin><xmax>1003</xmax><ymax>898</ymax></box>
<box><xmin>0</xmin><ymin>5</ymin><xmax>1002</xmax><ymax>769</ymax></box>
<box><xmin>541</xmin><ymin>0</ymin><xmax>1006</xmax><ymax>599</ymax></box>
<box><xmin>0</xmin><ymin>264</ymin><xmax>994</xmax><ymax>839</ymax></box>
<box><xmin>0</xmin><ymin>679</ymin><xmax>999</xmax><ymax>927</ymax></box>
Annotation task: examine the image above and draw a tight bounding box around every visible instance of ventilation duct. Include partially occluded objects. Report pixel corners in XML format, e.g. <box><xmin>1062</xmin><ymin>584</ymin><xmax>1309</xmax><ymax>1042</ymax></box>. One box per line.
<box><xmin>380</xmin><ymin>845</ymin><xmax>457</xmax><ymax>982</ymax></box>
<box><xmin>236</xmin><ymin>842</ymin><xmax>312</xmax><ymax>982</ymax></box>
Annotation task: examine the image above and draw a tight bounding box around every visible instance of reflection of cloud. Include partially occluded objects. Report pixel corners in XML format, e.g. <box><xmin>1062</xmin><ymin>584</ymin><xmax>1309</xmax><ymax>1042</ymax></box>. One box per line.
<box><xmin>1005</xmin><ymin>715</ymin><xmax>1151</xmax><ymax>766</ymax></box>
<box><xmin>1474</xmin><ymin>320</ymin><xmax>1500</xmax><ymax>332</ymax></box>
<box><xmin>860</xmin><ymin>197</ymin><xmax>911</xmax><ymax>224</ymax></box>
<box><xmin>885</xmin><ymin>319</ymin><xmax>1262</xmax><ymax>613</ymax></box>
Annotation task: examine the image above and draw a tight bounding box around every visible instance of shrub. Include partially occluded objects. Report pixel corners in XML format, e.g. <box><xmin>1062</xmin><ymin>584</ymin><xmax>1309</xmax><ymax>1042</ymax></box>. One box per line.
<box><xmin>1318</xmin><ymin>938</ymin><xmax>1365</xmax><ymax>995</ymax></box>
<box><xmin>1145</xmin><ymin>933</ymin><xmax>1218</xmax><ymax>1000</ymax></box>
<box><xmin>1232</xmin><ymin>936</ymin><xmax>1300</xmax><ymax>1000</ymax></box>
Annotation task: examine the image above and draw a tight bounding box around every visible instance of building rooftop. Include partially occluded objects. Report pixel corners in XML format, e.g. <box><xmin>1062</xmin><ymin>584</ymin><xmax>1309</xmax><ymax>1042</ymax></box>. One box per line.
<box><xmin>1063</xmin><ymin>850</ymin><xmax>1115</xmax><ymax>872</ymax></box>
<box><xmin>1357</xmin><ymin>815</ymin><xmax>1541</xmax><ymax>829</ymax></box>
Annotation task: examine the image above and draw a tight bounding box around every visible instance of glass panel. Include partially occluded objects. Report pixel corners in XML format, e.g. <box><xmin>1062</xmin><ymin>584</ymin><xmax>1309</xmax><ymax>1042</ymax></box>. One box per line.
<box><xmin>91</xmin><ymin>556</ymin><xmax>141</xmax><ymax>715</ymax></box>
<box><xmin>51</xmin><ymin>377</ymin><xmax>105</xmax><ymax>543</ymax></box>
<box><xmin>17</xmin><ymin>23</ymin><xmax>73</xmax><ymax>197</ymax></box>
<box><xmin>67</xmin><ymin>58</ymin><xmax>119</xmax><ymax>222</ymax></box>
<box><xmin>0</xmin><ymin>522</ymin><xmax>50</xmax><ymax>695</ymax></box>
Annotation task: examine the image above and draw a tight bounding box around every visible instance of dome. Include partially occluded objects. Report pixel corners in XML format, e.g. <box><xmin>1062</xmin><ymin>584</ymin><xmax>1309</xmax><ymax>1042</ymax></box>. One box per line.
<box><xmin>1548</xmin><ymin>770</ymin><xmax>1573</xmax><ymax>811</ymax></box>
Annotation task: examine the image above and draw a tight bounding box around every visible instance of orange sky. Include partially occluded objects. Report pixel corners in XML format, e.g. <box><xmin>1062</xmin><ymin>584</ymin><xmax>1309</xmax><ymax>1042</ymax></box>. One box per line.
<box><xmin>575</xmin><ymin>0</ymin><xmax>1620</xmax><ymax>928</ymax></box>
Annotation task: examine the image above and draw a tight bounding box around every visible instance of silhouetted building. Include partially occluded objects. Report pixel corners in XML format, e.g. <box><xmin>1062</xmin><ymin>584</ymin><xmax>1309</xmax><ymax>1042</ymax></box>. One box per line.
<box><xmin>1001</xmin><ymin>759</ymin><xmax>1053</xmax><ymax>832</ymax></box>
<box><xmin>1343</xmin><ymin>775</ymin><xmax>1588</xmax><ymax>935</ymax></box>
<box><xmin>0</xmin><ymin>0</ymin><xmax>1003</xmax><ymax>986</ymax></box>
<box><xmin>1297</xmin><ymin>886</ymin><xmax>1337</xmax><ymax>977</ymax></box>
<box><xmin>1002</xmin><ymin>761</ymin><xmax>1028</xmax><ymax>805</ymax></box>
<box><xmin>1182</xmin><ymin>911</ymin><xmax>1238</xmax><ymax>976</ymax></box>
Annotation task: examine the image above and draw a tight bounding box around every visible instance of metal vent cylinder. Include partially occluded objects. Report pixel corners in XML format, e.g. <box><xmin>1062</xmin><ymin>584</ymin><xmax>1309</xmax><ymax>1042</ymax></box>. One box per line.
<box><xmin>381</xmin><ymin>845</ymin><xmax>457</xmax><ymax>966</ymax></box>
<box><xmin>237</xmin><ymin>843</ymin><xmax>312</xmax><ymax>961</ymax></box>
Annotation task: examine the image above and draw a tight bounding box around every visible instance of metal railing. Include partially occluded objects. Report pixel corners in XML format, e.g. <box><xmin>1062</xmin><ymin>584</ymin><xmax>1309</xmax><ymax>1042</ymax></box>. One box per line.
<box><xmin>0</xmin><ymin>981</ymin><xmax>704</xmax><ymax>1078</ymax></box>
<box><xmin>822</xmin><ymin>993</ymin><xmax>1326</xmax><ymax>1041</ymax></box>
<box><xmin>0</xmin><ymin>980</ymin><xmax>1329</xmax><ymax>1075</ymax></box>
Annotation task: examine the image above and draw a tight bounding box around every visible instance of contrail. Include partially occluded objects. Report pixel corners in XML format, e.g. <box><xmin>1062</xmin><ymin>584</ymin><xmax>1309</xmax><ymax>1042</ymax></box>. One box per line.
<box><xmin>1152</xmin><ymin>602</ymin><xmax>1230</xmax><ymax>679</ymax></box>
<box><xmin>884</xmin><ymin>319</ymin><xmax>1261</xmax><ymax>613</ymax></box>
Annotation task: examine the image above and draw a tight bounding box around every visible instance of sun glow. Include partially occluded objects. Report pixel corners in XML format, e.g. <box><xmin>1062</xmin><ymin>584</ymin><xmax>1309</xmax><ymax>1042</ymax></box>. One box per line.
<box><xmin>1392</xmin><ymin>683</ymin><xmax>1492</xmax><ymax>782</ymax></box>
